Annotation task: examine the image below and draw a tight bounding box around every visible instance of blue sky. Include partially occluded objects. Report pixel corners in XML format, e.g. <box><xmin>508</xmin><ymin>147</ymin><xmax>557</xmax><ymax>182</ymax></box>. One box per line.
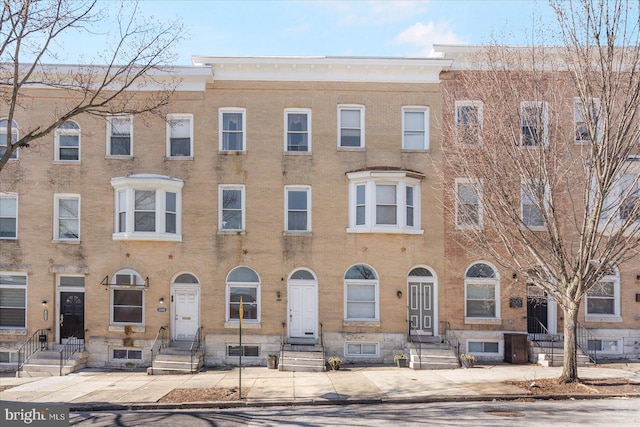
<box><xmin>54</xmin><ymin>0</ymin><xmax>558</xmax><ymax>65</ymax></box>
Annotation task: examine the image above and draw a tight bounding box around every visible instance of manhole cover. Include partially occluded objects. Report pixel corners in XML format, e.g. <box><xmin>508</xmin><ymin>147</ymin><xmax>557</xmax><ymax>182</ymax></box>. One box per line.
<box><xmin>485</xmin><ymin>410</ymin><xmax>525</xmax><ymax>418</ymax></box>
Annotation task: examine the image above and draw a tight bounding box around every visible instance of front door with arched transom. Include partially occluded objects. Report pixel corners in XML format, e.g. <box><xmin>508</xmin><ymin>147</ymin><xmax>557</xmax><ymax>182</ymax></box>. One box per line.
<box><xmin>60</xmin><ymin>292</ymin><xmax>84</xmax><ymax>342</ymax></box>
<box><xmin>408</xmin><ymin>267</ymin><xmax>436</xmax><ymax>337</ymax></box>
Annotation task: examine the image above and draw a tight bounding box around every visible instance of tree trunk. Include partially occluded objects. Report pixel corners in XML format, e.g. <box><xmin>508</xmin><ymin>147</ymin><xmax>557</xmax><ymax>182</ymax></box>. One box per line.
<box><xmin>559</xmin><ymin>301</ymin><xmax>580</xmax><ymax>383</ymax></box>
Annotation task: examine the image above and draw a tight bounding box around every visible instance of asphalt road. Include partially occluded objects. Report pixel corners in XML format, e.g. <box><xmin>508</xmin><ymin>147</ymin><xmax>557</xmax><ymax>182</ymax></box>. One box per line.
<box><xmin>69</xmin><ymin>397</ymin><xmax>640</xmax><ymax>426</ymax></box>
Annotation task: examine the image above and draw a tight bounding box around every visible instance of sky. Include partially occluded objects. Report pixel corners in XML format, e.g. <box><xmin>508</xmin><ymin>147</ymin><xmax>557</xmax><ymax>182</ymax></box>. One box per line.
<box><xmin>52</xmin><ymin>0</ymin><xmax>559</xmax><ymax>66</ymax></box>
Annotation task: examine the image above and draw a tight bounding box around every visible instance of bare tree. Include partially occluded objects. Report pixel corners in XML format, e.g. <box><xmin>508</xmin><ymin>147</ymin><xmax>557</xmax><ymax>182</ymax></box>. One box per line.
<box><xmin>0</xmin><ymin>0</ymin><xmax>184</xmax><ymax>171</ymax></box>
<box><xmin>440</xmin><ymin>0</ymin><xmax>640</xmax><ymax>383</ymax></box>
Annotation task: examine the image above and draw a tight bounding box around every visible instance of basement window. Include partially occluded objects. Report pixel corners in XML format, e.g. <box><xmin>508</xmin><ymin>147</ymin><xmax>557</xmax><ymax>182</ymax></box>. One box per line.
<box><xmin>345</xmin><ymin>342</ymin><xmax>379</xmax><ymax>357</ymax></box>
<box><xmin>227</xmin><ymin>345</ymin><xmax>259</xmax><ymax>358</ymax></box>
<box><xmin>112</xmin><ymin>349</ymin><xmax>142</xmax><ymax>360</ymax></box>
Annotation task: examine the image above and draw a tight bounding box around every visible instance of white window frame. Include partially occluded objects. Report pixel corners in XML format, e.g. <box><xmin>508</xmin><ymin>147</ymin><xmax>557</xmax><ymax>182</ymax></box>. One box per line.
<box><xmin>587</xmin><ymin>338</ymin><xmax>622</xmax><ymax>353</ymax></box>
<box><xmin>521</xmin><ymin>180</ymin><xmax>549</xmax><ymax>230</ymax></box>
<box><xmin>218</xmin><ymin>185</ymin><xmax>246</xmax><ymax>232</ymax></box>
<box><xmin>53</xmin><ymin>194</ymin><xmax>80</xmax><ymax>242</ymax></box>
<box><xmin>166</xmin><ymin>113</ymin><xmax>194</xmax><ymax>158</ymax></box>
<box><xmin>455</xmin><ymin>100</ymin><xmax>483</xmax><ymax>145</ymax></box>
<box><xmin>106</xmin><ymin>115</ymin><xmax>133</xmax><ymax>157</ymax></box>
<box><xmin>345</xmin><ymin>342</ymin><xmax>379</xmax><ymax>357</ymax></box>
<box><xmin>402</xmin><ymin>106</ymin><xmax>429</xmax><ymax>150</ymax></box>
<box><xmin>585</xmin><ymin>267</ymin><xmax>621</xmax><ymax>322</ymax></box>
<box><xmin>54</xmin><ymin>120</ymin><xmax>81</xmax><ymax>162</ymax></box>
<box><xmin>0</xmin><ymin>119</ymin><xmax>19</xmax><ymax>160</ymax></box>
<box><xmin>0</xmin><ymin>350</ymin><xmax>19</xmax><ymax>365</ymax></box>
<box><xmin>284</xmin><ymin>108</ymin><xmax>311</xmax><ymax>153</ymax></box>
<box><xmin>574</xmin><ymin>97</ymin><xmax>601</xmax><ymax>144</ymax></box>
<box><xmin>337</xmin><ymin>104</ymin><xmax>365</xmax><ymax>148</ymax></box>
<box><xmin>467</xmin><ymin>340</ymin><xmax>502</xmax><ymax>356</ymax></box>
<box><xmin>225</xmin><ymin>266</ymin><xmax>261</xmax><ymax>324</ymax></box>
<box><xmin>520</xmin><ymin>101</ymin><xmax>548</xmax><ymax>147</ymax></box>
<box><xmin>111</xmin><ymin>348</ymin><xmax>143</xmax><ymax>361</ymax></box>
<box><xmin>344</xmin><ymin>264</ymin><xmax>379</xmax><ymax>322</ymax></box>
<box><xmin>109</xmin><ymin>269</ymin><xmax>145</xmax><ymax>326</ymax></box>
<box><xmin>455</xmin><ymin>178</ymin><xmax>483</xmax><ymax>229</ymax></box>
<box><xmin>0</xmin><ymin>192</ymin><xmax>18</xmax><ymax>240</ymax></box>
<box><xmin>347</xmin><ymin>170</ymin><xmax>422</xmax><ymax>234</ymax></box>
<box><xmin>111</xmin><ymin>175</ymin><xmax>183</xmax><ymax>242</ymax></box>
<box><xmin>284</xmin><ymin>185</ymin><xmax>311</xmax><ymax>233</ymax></box>
<box><xmin>219</xmin><ymin>108</ymin><xmax>246</xmax><ymax>152</ymax></box>
<box><xmin>0</xmin><ymin>272</ymin><xmax>27</xmax><ymax>330</ymax></box>
<box><xmin>464</xmin><ymin>262</ymin><xmax>501</xmax><ymax>323</ymax></box>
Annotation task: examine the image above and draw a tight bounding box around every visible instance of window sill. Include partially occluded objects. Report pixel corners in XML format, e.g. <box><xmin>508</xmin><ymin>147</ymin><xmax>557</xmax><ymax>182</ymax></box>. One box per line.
<box><xmin>343</xmin><ymin>320</ymin><xmax>380</xmax><ymax>327</ymax></box>
<box><xmin>401</xmin><ymin>148</ymin><xmax>430</xmax><ymax>153</ymax></box>
<box><xmin>224</xmin><ymin>321</ymin><xmax>261</xmax><ymax>329</ymax></box>
<box><xmin>52</xmin><ymin>239</ymin><xmax>81</xmax><ymax>245</ymax></box>
<box><xmin>165</xmin><ymin>156</ymin><xmax>193</xmax><ymax>161</ymax></box>
<box><xmin>464</xmin><ymin>317</ymin><xmax>502</xmax><ymax>325</ymax></box>
<box><xmin>112</xmin><ymin>233</ymin><xmax>182</xmax><ymax>242</ymax></box>
<box><xmin>456</xmin><ymin>224</ymin><xmax>483</xmax><ymax>231</ymax></box>
<box><xmin>105</xmin><ymin>155</ymin><xmax>134</xmax><ymax>159</ymax></box>
<box><xmin>0</xmin><ymin>237</ymin><xmax>18</xmax><ymax>241</ymax></box>
<box><xmin>53</xmin><ymin>160</ymin><xmax>81</xmax><ymax>165</ymax></box>
<box><xmin>585</xmin><ymin>316</ymin><xmax>622</xmax><ymax>323</ymax></box>
<box><xmin>217</xmin><ymin>230</ymin><xmax>247</xmax><ymax>235</ymax></box>
<box><xmin>284</xmin><ymin>151</ymin><xmax>312</xmax><ymax>156</ymax></box>
<box><xmin>283</xmin><ymin>231</ymin><xmax>312</xmax><ymax>236</ymax></box>
<box><xmin>109</xmin><ymin>325</ymin><xmax>145</xmax><ymax>333</ymax></box>
<box><xmin>0</xmin><ymin>328</ymin><xmax>27</xmax><ymax>335</ymax></box>
<box><xmin>337</xmin><ymin>147</ymin><xmax>365</xmax><ymax>151</ymax></box>
<box><xmin>346</xmin><ymin>227</ymin><xmax>424</xmax><ymax>235</ymax></box>
<box><xmin>218</xmin><ymin>150</ymin><xmax>246</xmax><ymax>155</ymax></box>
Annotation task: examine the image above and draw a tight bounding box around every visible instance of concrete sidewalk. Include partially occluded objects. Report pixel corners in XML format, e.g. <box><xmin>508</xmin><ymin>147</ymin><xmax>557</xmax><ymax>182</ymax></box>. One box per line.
<box><xmin>1</xmin><ymin>363</ymin><xmax>639</xmax><ymax>410</ymax></box>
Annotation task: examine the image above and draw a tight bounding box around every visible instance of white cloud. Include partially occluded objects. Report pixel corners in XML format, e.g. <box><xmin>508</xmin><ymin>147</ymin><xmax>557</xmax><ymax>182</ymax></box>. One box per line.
<box><xmin>391</xmin><ymin>21</ymin><xmax>464</xmax><ymax>56</ymax></box>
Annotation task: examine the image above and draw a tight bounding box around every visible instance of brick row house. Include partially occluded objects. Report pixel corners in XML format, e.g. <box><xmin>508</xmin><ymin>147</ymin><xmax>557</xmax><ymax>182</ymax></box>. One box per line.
<box><xmin>1</xmin><ymin>49</ymin><xmax>638</xmax><ymax>373</ymax></box>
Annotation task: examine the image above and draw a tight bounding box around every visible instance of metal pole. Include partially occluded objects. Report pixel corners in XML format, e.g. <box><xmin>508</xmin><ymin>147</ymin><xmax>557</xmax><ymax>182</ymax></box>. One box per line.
<box><xmin>239</xmin><ymin>296</ymin><xmax>243</xmax><ymax>400</ymax></box>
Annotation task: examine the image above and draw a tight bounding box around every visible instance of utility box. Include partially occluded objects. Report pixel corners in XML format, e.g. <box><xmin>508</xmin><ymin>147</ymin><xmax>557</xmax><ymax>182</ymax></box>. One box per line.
<box><xmin>504</xmin><ymin>333</ymin><xmax>528</xmax><ymax>364</ymax></box>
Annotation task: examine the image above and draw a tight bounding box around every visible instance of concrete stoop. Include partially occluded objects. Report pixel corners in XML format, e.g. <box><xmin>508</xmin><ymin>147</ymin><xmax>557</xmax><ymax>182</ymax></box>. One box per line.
<box><xmin>529</xmin><ymin>342</ymin><xmax>593</xmax><ymax>367</ymax></box>
<box><xmin>148</xmin><ymin>347</ymin><xmax>203</xmax><ymax>375</ymax></box>
<box><xmin>16</xmin><ymin>349</ymin><xmax>88</xmax><ymax>378</ymax></box>
<box><xmin>279</xmin><ymin>344</ymin><xmax>325</xmax><ymax>372</ymax></box>
<box><xmin>408</xmin><ymin>343</ymin><xmax>459</xmax><ymax>370</ymax></box>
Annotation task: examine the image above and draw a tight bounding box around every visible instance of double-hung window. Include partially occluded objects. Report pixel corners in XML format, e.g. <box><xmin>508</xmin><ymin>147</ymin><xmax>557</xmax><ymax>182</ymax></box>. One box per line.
<box><xmin>344</xmin><ymin>264</ymin><xmax>379</xmax><ymax>321</ymax></box>
<box><xmin>338</xmin><ymin>105</ymin><xmax>364</xmax><ymax>148</ymax></box>
<box><xmin>220</xmin><ymin>108</ymin><xmax>245</xmax><ymax>152</ymax></box>
<box><xmin>455</xmin><ymin>179</ymin><xmax>482</xmax><ymax>228</ymax></box>
<box><xmin>0</xmin><ymin>119</ymin><xmax>19</xmax><ymax>160</ymax></box>
<box><xmin>521</xmin><ymin>180</ymin><xmax>548</xmax><ymax>229</ymax></box>
<box><xmin>219</xmin><ymin>185</ymin><xmax>245</xmax><ymax>232</ymax></box>
<box><xmin>54</xmin><ymin>194</ymin><xmax>80</xmax><ymax>241</ymax></box>
<box><xmin>347</xmin><ymin>170</ymin><xmax>422</xmax><ymax>233</ymax></box>
<box><xmin>586</xmin><ymin>267</ymin><xmax>620</xmax><ymax>320</ymax></box>
<box><xmin>110</xmin><ymin>269</ymin><xmax>144</xmax><ymax>325</ymax></box>
<box><xmin>111</xmin><ymin>175</ymin><xmax>183</xmax><ymax>241</ymax></box>
<box><xmin>107</xmin><ymin>115</ymin><xmax>133</xmax><ymax>157</ymax></box>
<box><xmin>0</xmin><ymin>193</ymin><xmax>17</xmax><ymax>240</ymax></box>
<box><xmin>455</xmin><ymin>101</ymin><xmax>482</xmax><ymax>144</ymax></box>
<box><xmin>226</xmin><ymin>267</ymin><xmax>260</xmax><ymax>322</ymax></box>
<box><xmin>54</xmin><ymin>121</ymin><xmax>80</xmax><ymax>162</ymax></box>
<box><xmin>166</xmin><ymin>114</ymin><xmax>193</xmax><ymax>157</ymax></box>
<box><xmin>0</xmin><ymin>273</ymin><xmax>26</xmax><ymax>329</ymax></box>
<box><xmin>285</xmin><ymin>186</ymin><xmax>311</xmax><ymax>232</ymax></box>
<box><xmin>402</xmin><ymin>106</ymin><xmax>429</xmax><ymax>150</ymax></box>
<box><xmin>574</xmin><ymin>98</ymin><xmax>601</xmax><ymax>143</ymax></box>
<box><xmin>465</xmin><ymin>262</ymin><xmax>500</xmax><ymax>321</ymax></box>
<box><xmin>285</xmin><ymin>109</ymin><xmax>311</xmax><ymax>152</ymax></box>
<box><xmin>520</xmin><ymin>101</ymin><xmax>548</xmax><ymax>147</ymax></box>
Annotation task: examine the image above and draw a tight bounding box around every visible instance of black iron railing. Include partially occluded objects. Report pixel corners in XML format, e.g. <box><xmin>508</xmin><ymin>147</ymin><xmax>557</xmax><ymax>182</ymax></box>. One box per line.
<box><xmin>577</xmin><ymin>321</ymin><xmax>598</xmax><ymax>364</ymax></box>
<box><xmin>59</xmin><ymin>333</ymin><xmax>85</xmax><ymax>376</ymax></box>
<box><xmin>149</xmin><ymin>325</ymin><xmax>167</xmax><ymax>374</ymax></box>
<box><xmin>319</xmin><ymin>321</ymin><xmax>325</xmax><ymax>370</ymax></box>
<box><xmin>17</xmin><ymin>328</ymin><xmax>51</xmax><ymax>373</ymax></box>
<box><xmin>189</xmin><ymin>326</ymin><xmax>203</xmax><ymax>373</ymax></box>
<box><xmin>527</xmin><ymin>317</ymin><xmax>557</xmax><ymax>366</ymax></box>
<box><xmin>441</xmin><ymin>321</ymin><xmax>460</xmax><ymax>360</ymax></box>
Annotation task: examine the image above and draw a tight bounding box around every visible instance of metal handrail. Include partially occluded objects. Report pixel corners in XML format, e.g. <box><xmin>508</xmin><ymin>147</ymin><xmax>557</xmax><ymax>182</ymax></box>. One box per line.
<box><xmin>577</xmin><ymin>321</ymin><xmax>598</xmax><ymax>364</ymax></box>
<box><xmin>149</xmin><ymin>325</ymin><xmax>167</xmax><ymax>374</ymax></box>
<box><xmin>527</xmin><ymin>317</ymin><xmax>557</xmax><ymax>366</ymax></box>
<box><xmin>411</xmin><ymin>319</ymin><xmax>422</xmax><ymax>369</ymax></box>
<box><xmin>189</xmin><ymin>326</ymin><xmax>203</xmax><ymax>373</ymax></box>
<box><xmin>279</xmin><ymin>322</ymin><xmax>286</xmax><ymax>370</ymax></box>
<box><xmin>59</xmin><ymin>332</ymin><xmax>85</xmax><ymax>376</ymax></box>
<box><xmin>17</xmin><ymin>328</ymin><xmax>51</xmax><ymax>372</ymax></box>
<box><xmin>319</xmin><ymin>322</ymin><xmax>325</xmax><ymax>371</ymax></box>
<box><xmin>441</xmin><ymin>321</ymin><xmax>460</xmax><ymax>360</ymax></box>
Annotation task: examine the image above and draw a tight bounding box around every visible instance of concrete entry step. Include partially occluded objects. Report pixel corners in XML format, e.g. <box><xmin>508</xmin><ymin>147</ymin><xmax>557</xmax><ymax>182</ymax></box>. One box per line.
<box><xmin>280</xmin><ymin>344</ymin><xmax>325</xmax><ymax>372</ymax></box>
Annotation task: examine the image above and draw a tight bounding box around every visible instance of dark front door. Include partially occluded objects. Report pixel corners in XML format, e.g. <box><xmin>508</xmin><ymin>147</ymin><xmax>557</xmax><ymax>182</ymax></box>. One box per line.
<box><xmin>60</xmin><ymin>292</ymin><xmax>84</xmax><ymax>342</ymax></box>
<box><xmin>527</xmin><ymin>296</ymin><xmax>548</xmax><ymax>334</ymax></box>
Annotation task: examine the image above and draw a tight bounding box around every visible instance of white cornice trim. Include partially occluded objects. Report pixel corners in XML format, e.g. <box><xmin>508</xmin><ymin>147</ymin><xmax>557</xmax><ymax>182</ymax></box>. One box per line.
<box><xmin>191</xmin><ymin>56</ymin><xmax>452</xmax><ymax>83</ymax></box>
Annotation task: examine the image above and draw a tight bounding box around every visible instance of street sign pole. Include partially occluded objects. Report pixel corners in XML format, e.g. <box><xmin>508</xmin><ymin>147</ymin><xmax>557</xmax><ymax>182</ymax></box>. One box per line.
<box><xmin>239</xmin><ymin>296</ymin><xmax>243</xmax><ymax>400</ymax></box>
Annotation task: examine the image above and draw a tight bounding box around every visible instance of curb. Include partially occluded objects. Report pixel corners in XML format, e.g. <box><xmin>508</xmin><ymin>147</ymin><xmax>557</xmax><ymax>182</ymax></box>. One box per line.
<box><xmin>68</xmin><ymin>392</ymin><xmax>640</xmax><ymax>412</ymax></box>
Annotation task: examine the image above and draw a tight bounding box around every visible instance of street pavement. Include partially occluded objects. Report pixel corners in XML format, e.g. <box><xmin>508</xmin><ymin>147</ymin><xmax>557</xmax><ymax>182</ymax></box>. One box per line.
<box><xmin>1</xmin><ymin>363</ymin><xmax>639</xmax><ymax>410</ymax></box>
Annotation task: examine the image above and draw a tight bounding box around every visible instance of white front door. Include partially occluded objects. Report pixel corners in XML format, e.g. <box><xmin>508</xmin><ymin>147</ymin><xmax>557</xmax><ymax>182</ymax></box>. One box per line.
<box><xmin>173</xmin><ymin>289</ymin><xmax>198</xmax><ymax>341</ymax></box>
<box><xmin>409</xmin><ymin>281</ymin><xmax>434</xmax><ymax>336</ymax></box>
<box><xmin>289</xmin><ymin>284</ymin><xmax>317</xmax><ymax>339</ymax></box>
